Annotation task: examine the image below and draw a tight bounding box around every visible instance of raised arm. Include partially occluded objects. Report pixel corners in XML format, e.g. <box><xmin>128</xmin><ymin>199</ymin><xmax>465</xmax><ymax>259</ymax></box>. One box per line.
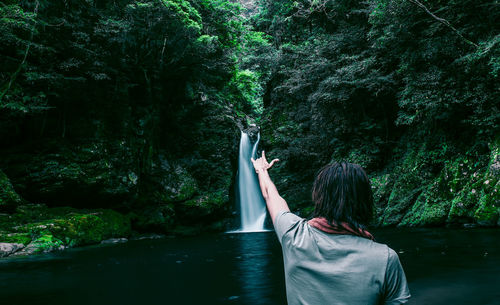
<box><xmin>251</xmin><ymin>151</ymin><xmax>290</xmax><ymax>225</ymax></box>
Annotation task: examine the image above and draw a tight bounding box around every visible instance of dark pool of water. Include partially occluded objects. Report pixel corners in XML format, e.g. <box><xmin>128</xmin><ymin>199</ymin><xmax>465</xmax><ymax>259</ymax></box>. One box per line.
<box><xmin>1</xmin><ymin>228</ymin><xmax>499</xmax><ymax>305</ymax></box>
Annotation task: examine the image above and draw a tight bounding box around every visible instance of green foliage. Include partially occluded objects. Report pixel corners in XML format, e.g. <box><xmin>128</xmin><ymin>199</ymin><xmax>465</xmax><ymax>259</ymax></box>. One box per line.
<box><xmin>252</xmin><ymin>0</ymin><xmax>498</xmax><ymax>227</ymax></box>
<box><xmin>228</xmin><ymin>69</ymin><xmax>264</xmax><ymax>115</ymax></box>
<box><xmin>161</xmin><ymin>0</ymin><xmax>203</xmax><ymax>33</ymax></box>
<box><xmin>0</xmin><ymin>170</ymin><xmax>24</xmax><ymax>210</ymax></box>
<box><xmin>0</xmin><ymin>0</ymin><xmax>499</xmax><ymax>245</ymax></box>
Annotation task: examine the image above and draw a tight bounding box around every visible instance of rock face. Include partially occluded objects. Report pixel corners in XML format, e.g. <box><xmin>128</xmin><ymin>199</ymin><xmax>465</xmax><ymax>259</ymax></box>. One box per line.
<box><xmin>1</xmin><ymin>141</ymin><xmax>138</xmax><ymax>210</ymax></box>
<box><xmin>0</xmin><ymin>243</ymin><xmax>24</xmax><ymax>257</ymax></box>
<box><xmin>262</xmin><ymin>104</ymin><xmax>499</xmax><ymax>227</ymax></box>
<box><xmin>244</xmin><ymin>125</ymin><xmax>260</xmax><ymax>142</ymax></box>
<box><xmin>0</xmin><ymin>99</ymin><xmax>242</xmax><ymax>257</ymax></box>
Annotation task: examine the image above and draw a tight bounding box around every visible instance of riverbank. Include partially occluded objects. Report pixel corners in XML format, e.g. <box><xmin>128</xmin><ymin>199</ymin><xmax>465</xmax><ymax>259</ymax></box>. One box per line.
<box><xmin>0</xmin><ymin>202</ymin><xmax>229</xmax><ymax>258</ymax></box>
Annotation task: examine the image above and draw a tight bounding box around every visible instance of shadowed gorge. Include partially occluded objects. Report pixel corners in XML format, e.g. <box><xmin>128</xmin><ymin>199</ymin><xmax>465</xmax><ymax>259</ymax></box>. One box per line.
<box><xmin>0</xmin><ymin>0</ymin><xmax>498</xmax><ymax>259</ymax></box>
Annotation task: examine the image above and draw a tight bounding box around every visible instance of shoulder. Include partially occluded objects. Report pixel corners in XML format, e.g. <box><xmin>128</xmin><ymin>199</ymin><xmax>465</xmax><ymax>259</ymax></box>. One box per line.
<box><xmin>385</xmin><ymin>247</ymin><xmax>403</xmax><ymax>270</ymax></box>
<box><xmin>273</xmin><ymin>211</ymin><xmax>306</xmax><ymax>244</ymax></box>
<box><xmin>382</xmin><ymin>246</ymin><xmax>411</xmax><ymax>304</ymax></box>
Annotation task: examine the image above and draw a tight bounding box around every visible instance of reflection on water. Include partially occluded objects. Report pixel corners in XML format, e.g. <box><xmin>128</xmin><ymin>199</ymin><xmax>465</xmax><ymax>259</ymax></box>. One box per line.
<box><xmin>374</xmin><ymin>228</ymin><xmax>500</xmax><ymax>305</ymax></box>
<box><xmin>236</xmin><ymin>232</ymin><xmax>275</xmax><ymax>304</ymax></box>
<box><xmin>0</xmin><ymin>228</ymin><xmax>499</xmax><ymax>305</ymax></box>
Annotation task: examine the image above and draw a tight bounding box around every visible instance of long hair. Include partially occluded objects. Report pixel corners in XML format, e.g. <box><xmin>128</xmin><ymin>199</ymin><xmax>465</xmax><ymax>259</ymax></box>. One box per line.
<box><xmin>311</xmin><ymin>161</ymin><xmax>373</xmax><ymax>229</ymax></box>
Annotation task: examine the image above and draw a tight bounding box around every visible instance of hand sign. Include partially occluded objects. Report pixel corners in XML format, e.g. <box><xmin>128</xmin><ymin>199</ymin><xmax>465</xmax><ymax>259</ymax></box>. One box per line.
<box><xmin>251</xmin><ymin>151</ymin><xmax>279</xmax><ymax>174</ymax></box>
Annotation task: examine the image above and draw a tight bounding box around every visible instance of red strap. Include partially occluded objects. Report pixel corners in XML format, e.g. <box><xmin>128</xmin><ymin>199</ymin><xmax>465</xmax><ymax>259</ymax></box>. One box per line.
<box><xmin>308</xmin><ymin>217</ymin><xmax>374</xmax><ymax>241</ymax></box>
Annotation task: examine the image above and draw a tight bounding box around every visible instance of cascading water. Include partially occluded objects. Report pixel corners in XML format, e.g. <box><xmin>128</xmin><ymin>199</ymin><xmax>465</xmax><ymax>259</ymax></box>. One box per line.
<box><xmin>235</xmin><ymin>130</ymin><xmax>267</xmax><ymax>232</ymax></box>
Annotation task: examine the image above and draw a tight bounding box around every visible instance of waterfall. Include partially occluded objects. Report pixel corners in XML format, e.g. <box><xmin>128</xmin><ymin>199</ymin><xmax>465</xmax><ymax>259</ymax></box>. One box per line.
<box><xmin>236</xmin><ymin>130</ymin><xmax>267</xmax><ymax>232</ymax></box>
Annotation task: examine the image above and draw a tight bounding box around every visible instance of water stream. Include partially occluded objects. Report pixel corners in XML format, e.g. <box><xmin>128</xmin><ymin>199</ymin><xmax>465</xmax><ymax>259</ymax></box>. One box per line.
<box><xmin>235</xmin><ymin>131</ymin><xmax>267</xmax><ymax>232</ymax></box>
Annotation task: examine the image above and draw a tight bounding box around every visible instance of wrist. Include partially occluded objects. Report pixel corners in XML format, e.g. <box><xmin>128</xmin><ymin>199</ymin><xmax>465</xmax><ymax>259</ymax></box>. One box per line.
<box><xmin>256</xmin><ymin>168</ymin><xmax>268</xmax><ymax>174</ymax></box>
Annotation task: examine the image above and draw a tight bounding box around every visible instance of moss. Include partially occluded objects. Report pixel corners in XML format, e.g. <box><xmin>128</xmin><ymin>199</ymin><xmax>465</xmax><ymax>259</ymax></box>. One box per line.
<box><xmin>149</xmin><ymin>164</ymin><xmax>199</xmax><ymax>204</ymax></box>
<box><xmin>26</xmin><ymin>234</ymin><xmax>65</xmax><ymax>254</ymax></box>
<box><xmin>370</xmin><ymin>173</ymin><xmax>393</xmax><ymax>224</ymax></box>
<box><xmin>400</xmin><ymin>163</ymin><xmax>453</xmax><ymax>226</ymax></box>
<box><xmin>50</xmin><ymin>209</ymin><xmax>131</xmax><ymax>246</ymax></box>
<box><xmin>376</xmin><ymin>136</ymin><xmax>498</xmax><ymax>227</ymax></box>
<box><xmin>0</xmin><ymin>232</ymin><xmax>32</xmax><ymax>245</ymax></box>
<box><xmin>472</xmin><ymin>139</ymin><xmax>500</xmax><ymax>226</ymax></box>
<box><xmin>5</xmin><ymin>206</ymin><xmax>131</xmax><ymax>250</ymax></box>
<box><xmin>174</xmin><ymin>165</ymin><xmax>198</xmax><ymax>201</ymax></box>
<box><xmin>474</xmin><ymin>191</ymin><xmax>499</xmax><ymax>226</ymax></box>
<box><xmin>380</xmin><ymin>146</ymin><xmax>432</xmax><ymax>226</ymax></box>
<box><xmin>182</xmin><ymin>190</ymin><xmax>227</xmax><ymax>213</ymax></box>
<box><xmin>176</xmin><ymin>190</ymin><xmax>229</xmax><ymax>224</ymax></box>
<box><xmin>447</xmin><ymin>139</ymin><xmax>498</xmax><ymax>225</ymax></box>
<box><xmin>400</xmin><ymin>190</ymin><xmax>450</xmax><ymax>226</ymax></box>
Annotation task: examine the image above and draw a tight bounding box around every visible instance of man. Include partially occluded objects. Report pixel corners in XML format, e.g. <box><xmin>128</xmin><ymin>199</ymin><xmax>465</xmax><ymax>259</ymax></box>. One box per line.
<box><xmin>251</xmin><ymin>151</ymin><xmax>411</xmax><ymax>305</ymax></box>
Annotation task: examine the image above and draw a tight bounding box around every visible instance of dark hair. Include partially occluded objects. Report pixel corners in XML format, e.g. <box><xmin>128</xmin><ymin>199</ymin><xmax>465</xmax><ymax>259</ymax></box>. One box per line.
<box><xmin>312</xmin><ymin>161</ymin><xmax>373</xmax><ymax>229</ymax></box>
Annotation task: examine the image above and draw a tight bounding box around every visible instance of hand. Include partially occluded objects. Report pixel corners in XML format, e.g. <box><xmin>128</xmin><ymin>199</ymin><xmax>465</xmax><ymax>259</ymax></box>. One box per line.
<box><xmin>251</xmin><ymin>151</ymin><xmax>279</xmax><ymax>174</ymax></box>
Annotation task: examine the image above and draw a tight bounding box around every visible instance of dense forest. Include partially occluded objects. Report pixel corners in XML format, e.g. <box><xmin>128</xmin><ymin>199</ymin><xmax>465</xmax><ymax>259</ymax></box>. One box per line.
<box><xmin>0</xmin><ymin>0</ymin><xmax>498</xmax><ymax>257</ymax></box>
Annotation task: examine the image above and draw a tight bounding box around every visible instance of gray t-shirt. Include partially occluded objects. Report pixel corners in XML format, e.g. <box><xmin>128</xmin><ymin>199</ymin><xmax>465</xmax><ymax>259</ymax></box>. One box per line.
<box><xmin>274</xmin><ymin>211</ymin><xmax>411</xmax><ymax>305</ymax></box>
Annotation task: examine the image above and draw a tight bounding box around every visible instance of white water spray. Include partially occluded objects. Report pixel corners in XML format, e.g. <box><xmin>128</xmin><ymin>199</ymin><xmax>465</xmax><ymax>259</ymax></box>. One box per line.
<box><xmin>236</xmin><ymin>130</ymin><xmax>267</xmax><ymax>232</ymax></box>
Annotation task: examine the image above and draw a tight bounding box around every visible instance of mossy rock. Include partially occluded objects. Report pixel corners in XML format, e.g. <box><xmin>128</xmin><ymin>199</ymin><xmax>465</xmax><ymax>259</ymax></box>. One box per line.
<box><xmin>175</xmin><ymin>190</ymin><xmax>229</xmax><ymax>224</ymax></box>
<box><xmin>9</xmin><ymin>208</ymin><xmax>132</xmax><ymax>248</ymax></box>
<box><xmin>400</xmin><ymin>163</ymin><xmax>454</xmax><ymax>226</ymax></box>
<box><xmin>130</xmin><ymin>204</ymin><xmax>175</xmax><ymax>233</ymax></box>
<box><xmin>50</xmin><ymin>209</ymin><xmax>132</xmax><ymax>246</ymax></box>
<box><xmin>20</xmin><ymin>234</ymin><xmax>65</xmax><ymax>255</ymax></box>
<box><xmin>144</xmin><ymin>158</ymin><xmax>199</xmax><ymax>205</ymax></box>
<box><xmin>472</xmin><ymin>140</ymin><xmax>500</xmax><ymax>226</ymax></box>
<box><xmin>400</xmin><ymin>193</ymin><xmax>450</xmax><ymax>227</ymax></box>
<box><xmin>474</xmin><ymin>192</ymin><xmax>499</xmax><ymax>226</ymax></box>
<box><xmin>0</xmin><ymin>232</ymin><xmax>32</xmax><ymax>245</ymax></box>
<box><xmin>447</xmin><ymin>140</ymin><xmax>499</xmax><ymax>225</ymax></box>
<box><xmin>170</xmin><ymin>165</ymin><xmax>198</xmax><ymax>201</ymax></box>
<box><xmin>380</xmin><ymin>146</ymin><xmax>432</xmax><ymax>226</ymax></box>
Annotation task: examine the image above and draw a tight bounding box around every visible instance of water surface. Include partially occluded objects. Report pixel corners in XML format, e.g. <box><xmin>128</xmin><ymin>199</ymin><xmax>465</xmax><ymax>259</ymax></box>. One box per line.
<box><xmin>1</xmin><ymin>228</ymin><xmax>499</xmax><ymax>305</ymax></box>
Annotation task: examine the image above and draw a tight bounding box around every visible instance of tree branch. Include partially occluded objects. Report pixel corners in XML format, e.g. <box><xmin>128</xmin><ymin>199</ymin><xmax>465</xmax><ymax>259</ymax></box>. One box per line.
<box><xmin>0</xmin><ymin>1</ymin><xmax>40</xmax><ymax>103</ymax></box>
<box><xmin>408</xmin><ymin>0</ymin><xmax>478</xmax><ymax>48</ymax></box>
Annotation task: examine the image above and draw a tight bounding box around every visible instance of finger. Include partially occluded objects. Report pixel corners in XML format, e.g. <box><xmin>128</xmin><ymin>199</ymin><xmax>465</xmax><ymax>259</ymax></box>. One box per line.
<box><xmin>262</xmin><ymin>150</ymin><xmax>268</xmax><ymax>162</ymax></box>
<box><xmin>250</xmin><ymin>157</ymin><xmax>255</xmax><ymax>162</ymax></box>
<box><xmin>269</xmin><ymin>159</ymin><xmax>279</xmax><ymax>167</ymax></box>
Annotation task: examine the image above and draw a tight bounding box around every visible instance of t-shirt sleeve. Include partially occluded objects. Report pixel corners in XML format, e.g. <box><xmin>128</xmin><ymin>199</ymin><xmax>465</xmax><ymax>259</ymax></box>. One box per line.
<box><xmin>273</xmin><ymin>210</ymin><xmax>302</xmax><ymax>244</ymax></box>
<box><xmin>383</xmin><ymin>248</ymin><xmax>411</xmax><ymax>305</ymax></box>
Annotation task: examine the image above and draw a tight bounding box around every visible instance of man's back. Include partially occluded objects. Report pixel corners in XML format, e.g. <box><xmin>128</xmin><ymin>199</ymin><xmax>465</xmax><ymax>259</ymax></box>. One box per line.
<box><xmin>274</xmin><ymin>211</ymin><xmax>411</xmax><ymax>305</ymax></box>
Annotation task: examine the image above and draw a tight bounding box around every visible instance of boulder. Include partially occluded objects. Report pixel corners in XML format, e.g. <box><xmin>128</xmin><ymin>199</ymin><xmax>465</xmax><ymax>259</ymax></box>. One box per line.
<box><xmin>101</xmin><ymin>238</ymin><xmax>128</xmax><ymax>244</ymax></box>
<box><xmin>131</xmin><ymin>204</ymin><xmax>175</xmax><ymax>233</ymax></box>
<box><xmin>11</xmin><ymin>235</ymin><xmax>65</xmax><ymax>256</ymax></box>
<box><xmin>0</xmin><ymin>242</ymin><xmax>24</xmax><ymax>257</ymax></box>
